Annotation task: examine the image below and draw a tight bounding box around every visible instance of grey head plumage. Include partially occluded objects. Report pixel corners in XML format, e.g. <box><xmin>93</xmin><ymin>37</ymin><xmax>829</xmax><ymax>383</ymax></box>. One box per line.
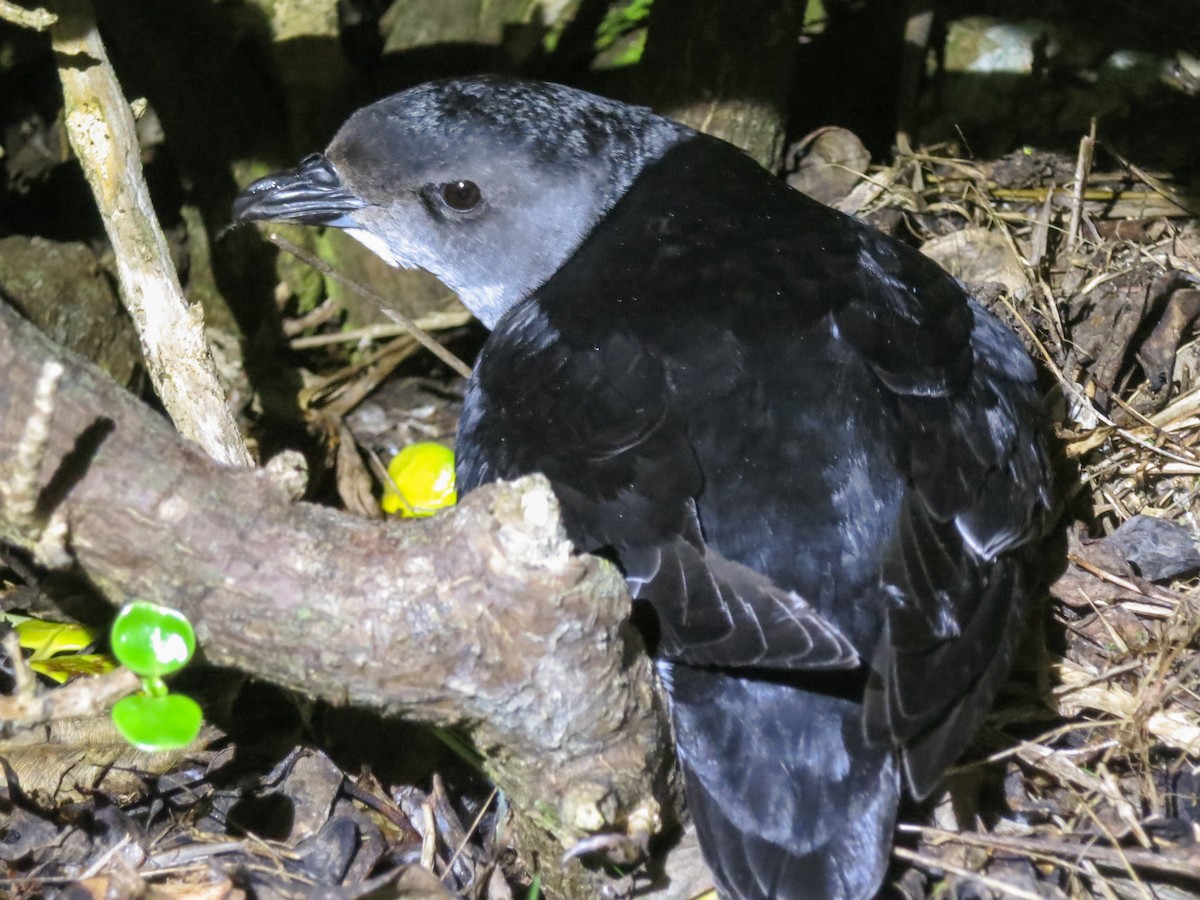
<box><xmin>234</xmin><ymin>76</ymin><xmax>692</xmax><ymax>327</ymax></box>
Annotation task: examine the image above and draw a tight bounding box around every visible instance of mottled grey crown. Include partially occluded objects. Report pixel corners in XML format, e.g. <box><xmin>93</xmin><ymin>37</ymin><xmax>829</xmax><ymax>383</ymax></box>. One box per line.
<box><xmin>341</xmin><ymin>75</ymin><xmax>680</xmax><ymax>161</ymax></box>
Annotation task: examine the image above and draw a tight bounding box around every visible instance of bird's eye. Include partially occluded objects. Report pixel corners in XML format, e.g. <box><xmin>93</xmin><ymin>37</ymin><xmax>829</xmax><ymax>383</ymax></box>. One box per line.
<box><xmin>439</xmin><ymin>180</ymin><xmax>482</xmax><ymax>212</ymax></box>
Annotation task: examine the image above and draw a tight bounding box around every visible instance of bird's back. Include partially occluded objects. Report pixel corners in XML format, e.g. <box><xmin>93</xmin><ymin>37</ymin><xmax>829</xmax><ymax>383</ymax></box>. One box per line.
<box><xmin>457</xmin><ymin>132</ymin><xmax>1052</xmax><ymax>899</ymax></box>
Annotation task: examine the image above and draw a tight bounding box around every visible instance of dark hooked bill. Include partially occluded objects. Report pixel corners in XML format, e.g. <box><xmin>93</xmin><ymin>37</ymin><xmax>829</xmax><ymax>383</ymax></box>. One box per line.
<box><xmin>233</xmin><ymin>153</ymin><xmax>367</xmax><ymax>225</ymax></box>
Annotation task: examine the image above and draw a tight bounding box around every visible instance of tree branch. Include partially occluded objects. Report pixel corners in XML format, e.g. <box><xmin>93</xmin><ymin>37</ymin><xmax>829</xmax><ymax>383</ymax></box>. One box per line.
<box><xmin>48</xmin><ymin>0</ymin><xmax>252</xmax><ymax>467</ymax></box>
<box><xmin>0</xmin><ymin>301</ymin><xmax>694</xmax><ymax>896</ymax></box>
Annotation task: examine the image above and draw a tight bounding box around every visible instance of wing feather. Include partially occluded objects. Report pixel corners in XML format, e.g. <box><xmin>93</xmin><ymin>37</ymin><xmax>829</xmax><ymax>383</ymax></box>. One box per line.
<box><xmin>459</xmin><ymin>297</ymin><xmax>857</xmax><ymax>672</ymax></box>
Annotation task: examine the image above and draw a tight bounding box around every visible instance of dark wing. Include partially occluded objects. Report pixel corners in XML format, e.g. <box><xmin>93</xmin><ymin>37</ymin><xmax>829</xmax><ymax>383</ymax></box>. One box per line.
<box><xmin>833</xmin><ymin>225</ymin><xmax>1054</xmax><ymax>796</ymax></box>
<box><xmin>457</xmin><ymin>298</ymin><xmax>858</xmax><ymax>671</ymax></box>
<box><xmin>630</xmin><ymin>509</ymin><xmax>858</xmax><ymax>668</ymax></box>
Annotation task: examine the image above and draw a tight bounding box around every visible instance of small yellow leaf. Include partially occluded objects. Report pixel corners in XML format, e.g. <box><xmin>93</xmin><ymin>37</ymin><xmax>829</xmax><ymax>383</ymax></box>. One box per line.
<box><xmin>381</xmin><ymin>442</ymin><xmax>457</xmax><ymax>517</ymax></box>
<box><xmin>15</xmin><ymin>619</ymin><xmax>100</xmax><ymax>660</ymax></box>
<box><xmin>29</xmin><ymin>653</ymin><xmax>119</xmax><ymax>684</ymax></box>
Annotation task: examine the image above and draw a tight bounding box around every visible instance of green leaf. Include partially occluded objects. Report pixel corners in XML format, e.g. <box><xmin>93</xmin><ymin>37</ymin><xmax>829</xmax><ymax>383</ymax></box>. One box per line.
<box><xmin>111</xmin><ymin>693</ymin><xmax>203</xmax><ymax>752</ymax></box>
<box><xmin>110</xmin><ymin>602</ymin><xmax>196</xmax><ymax>677</ymax></box>
<box><xmin>594</xmin><ymin>0</ymin><xmax>654</xmax><ymax>52</ymax></box>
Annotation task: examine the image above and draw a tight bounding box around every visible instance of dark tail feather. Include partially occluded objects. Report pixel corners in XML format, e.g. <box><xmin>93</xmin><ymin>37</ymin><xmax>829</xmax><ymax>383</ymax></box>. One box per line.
<box><xmin>665</xmin><ymin>664</ymin><xmax>900</xmax><ymax>900</ymax></box>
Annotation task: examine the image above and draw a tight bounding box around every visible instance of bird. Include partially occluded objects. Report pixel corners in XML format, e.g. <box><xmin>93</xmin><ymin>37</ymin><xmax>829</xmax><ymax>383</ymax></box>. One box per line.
<box><xmin>234</xmin><ymin>76</ymin><xmax>1054</xmax><ymax>899</ymax></box>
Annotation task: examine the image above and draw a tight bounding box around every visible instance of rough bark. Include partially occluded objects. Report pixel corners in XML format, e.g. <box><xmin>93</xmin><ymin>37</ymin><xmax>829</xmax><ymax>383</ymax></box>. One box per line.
<box><xmin>0</xmin><ymin>301</ymin><xmax>686</xmax><ymax>897</ymax></box>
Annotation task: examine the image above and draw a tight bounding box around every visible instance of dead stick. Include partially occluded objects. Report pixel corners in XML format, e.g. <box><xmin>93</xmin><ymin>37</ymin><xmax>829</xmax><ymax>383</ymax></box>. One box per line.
<box><xmin>49</xmin><ymin>0</ymin><xmax>251</xmax><ymax>467</ymax></box>
<box><xmin>268</xmin><ymin>233</ymin><xmax>474</xmax><ymax>380</ymax></box>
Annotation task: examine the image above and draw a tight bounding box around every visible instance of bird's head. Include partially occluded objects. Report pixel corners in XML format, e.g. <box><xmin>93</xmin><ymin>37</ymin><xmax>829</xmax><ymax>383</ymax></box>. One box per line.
<box><xmin>234</xmin><ymin>76</ymin><xmax>690</xmax><ymax>328</ymax></box>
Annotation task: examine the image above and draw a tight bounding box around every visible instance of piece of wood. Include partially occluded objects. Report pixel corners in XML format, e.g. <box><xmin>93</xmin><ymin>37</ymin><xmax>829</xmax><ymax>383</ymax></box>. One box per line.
<box><xmin>49</xmin><ymin>0</ymin><xmax>252</xmax><ymax>467</ymax></box>
<box><xmin>0</xmin><ymin>300</ymin><xmax>695</xmax><ymax>897</ymax></box>
<box><xmin>632</xmin><ymin>0</ymin><xmax>803</xmax><ymax>170</ymax></box>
